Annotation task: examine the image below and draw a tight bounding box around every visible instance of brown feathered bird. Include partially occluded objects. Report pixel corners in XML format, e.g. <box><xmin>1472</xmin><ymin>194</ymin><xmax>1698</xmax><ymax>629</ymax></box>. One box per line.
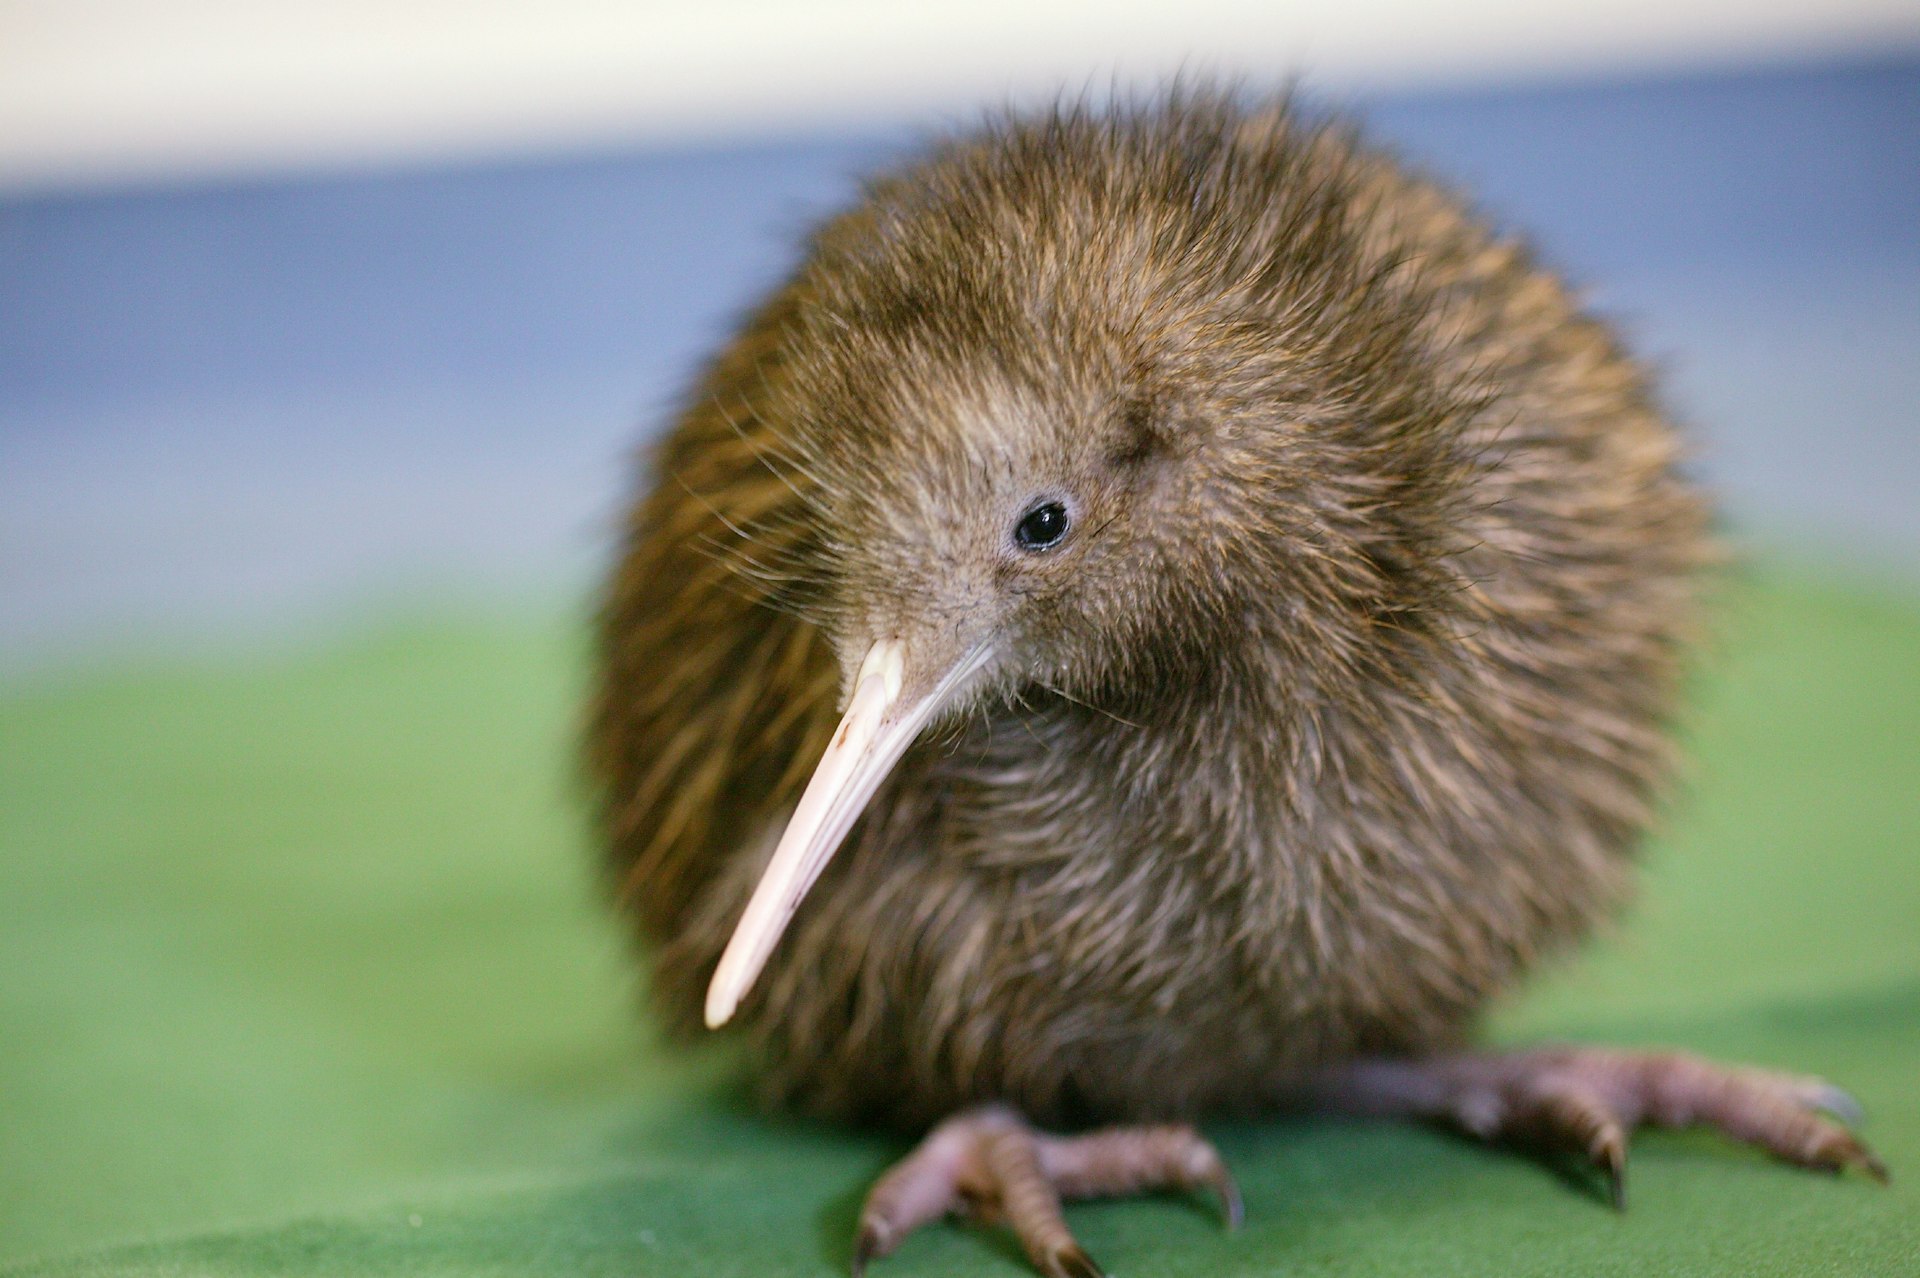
<box><xmin>588</xmin><ymin>92</ymin><xmax>1883</xmax><ymax>1277</ymax></box>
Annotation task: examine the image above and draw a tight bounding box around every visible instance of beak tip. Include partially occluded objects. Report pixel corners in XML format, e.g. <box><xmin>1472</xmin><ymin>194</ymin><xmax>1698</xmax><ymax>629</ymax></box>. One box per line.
<box><xmin>703</xmin><ymin>982</ymin><xmax>739</xmax><ymax>1029</ymax></box>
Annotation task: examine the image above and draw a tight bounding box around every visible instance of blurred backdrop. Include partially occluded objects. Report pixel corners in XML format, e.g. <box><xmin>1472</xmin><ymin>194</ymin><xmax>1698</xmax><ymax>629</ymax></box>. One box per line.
<box><xmin>3</xmin><ymin>7</ymin><xmax>1920</xmax><ymax>1273</ymax></box>
<box><xmin>2</xmin><ymin>2</ymin><xmax>1917</xmax><ymax>667</ymax></box>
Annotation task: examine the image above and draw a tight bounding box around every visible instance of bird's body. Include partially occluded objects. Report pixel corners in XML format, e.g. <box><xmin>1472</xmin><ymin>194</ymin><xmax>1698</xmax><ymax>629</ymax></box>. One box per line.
<box><xmin>588</xmin><ymin>94</ymin><xmax>1876</xmax><ymax>1274</ymax></box>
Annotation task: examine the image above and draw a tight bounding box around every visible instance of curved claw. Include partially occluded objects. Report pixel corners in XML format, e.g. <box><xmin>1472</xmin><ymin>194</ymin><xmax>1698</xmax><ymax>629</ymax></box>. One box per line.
<box><xmin>1803</xmin><ymin>1082</ymin><xmax>1866</xmax><ymax>1127</ymax></box>
<box><xmin>1045</xmin><ymin>1242</ymin><xmax>1107</xmax><ymax>1278</ymax></box>
<box><xmin>1206</xmin><ymin>1162</ymin><xmax>1246</xmax><ymax>1230</ymax></box>
<box><xmin>849</xmin><ymin>1221</ymin><xmax>882</xmax><ymax>1278</ymax></box>
<box><xmin>1835</xmin><ymin>1135</ymin><xmax>1891</xmax><ymax>1185</ymax></box>
<box><xmin>1596</xmin><ymin>1134</ymin><xmax>1628</xmax><ymax>1212</ymax></box>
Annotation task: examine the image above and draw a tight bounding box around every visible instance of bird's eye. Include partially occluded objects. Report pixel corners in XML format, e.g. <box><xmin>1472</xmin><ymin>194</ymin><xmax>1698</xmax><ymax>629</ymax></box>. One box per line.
<box><xmin>1013</xmin><ymin>501</ymin><xmax>1070</xmax><ymax>552</ymax></box>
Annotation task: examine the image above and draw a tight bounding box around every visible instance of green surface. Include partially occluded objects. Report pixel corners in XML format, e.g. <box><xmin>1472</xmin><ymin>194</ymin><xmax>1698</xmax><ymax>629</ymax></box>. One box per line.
<box><xmin>2</xmin><ymin>565</ymin><xmax>1916</xmax><ymax>1276</ymax></box>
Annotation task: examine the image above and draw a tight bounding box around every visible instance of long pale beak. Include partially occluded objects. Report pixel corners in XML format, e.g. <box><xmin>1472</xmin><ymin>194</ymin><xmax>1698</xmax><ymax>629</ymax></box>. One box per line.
<box><xmin>704</xmin><ymin>638</ymin><xmax>983</xmax><ymax>1028</ymax></box>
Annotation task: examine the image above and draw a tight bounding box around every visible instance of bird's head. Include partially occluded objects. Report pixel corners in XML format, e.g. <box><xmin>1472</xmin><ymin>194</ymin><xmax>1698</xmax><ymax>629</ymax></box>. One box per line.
<box><xmin>702</xmin><ymin>98</ymin><xmax>1478</xmax><ymax>1026</ymax></box>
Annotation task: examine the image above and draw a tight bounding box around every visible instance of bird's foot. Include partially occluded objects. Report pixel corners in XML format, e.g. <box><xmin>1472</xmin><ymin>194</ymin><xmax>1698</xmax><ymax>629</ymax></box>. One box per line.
<box><xmin>850</xmin><ymin>1103</ymin><xmax>1241</xmax><ymax>1278</ymax></box>
<box><xmin>1310</xmin><ymin>1046</ymin><xmax>1887</xmax><ymax>1207</ymax></box>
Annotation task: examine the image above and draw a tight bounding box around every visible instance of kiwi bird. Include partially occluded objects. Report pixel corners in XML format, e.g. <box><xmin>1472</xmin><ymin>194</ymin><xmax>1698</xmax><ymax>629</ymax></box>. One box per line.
<box><xmin>588</xmin><ymin>92</ymin><xmax>1884</xmax><ymax>1276</ymax></box>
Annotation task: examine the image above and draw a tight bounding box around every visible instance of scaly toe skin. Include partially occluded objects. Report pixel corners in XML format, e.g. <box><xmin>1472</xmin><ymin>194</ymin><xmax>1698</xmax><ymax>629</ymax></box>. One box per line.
<box><xmin>1310</xmin><ymin>1047</ymin><xmax>1889</xmax><ymax>1207</ymax></box>
<box><xmin>1800</xmin><ymin>1081</ymin><xmax>1866</xmax><ymax>1126</ymax></box>
<box><xmin>1535</xmin><ymin>1051</ymin><xmax>1889</xmax><ymax>1195</ymax></box>
<box><xmin>1644</xmin><ymin>1056</ymin><xmax>1892</xmax><ymax>1185</ymax></box>
<box><xmin>852</xmin><ymin>1107</ymin><xmax>1240</xmax><ymax>1277</ymax></box>
<box><xmin>1038</xmin><ymin>1122</ymin><xmax>1244</xmax><ymax>1230</ymax></box>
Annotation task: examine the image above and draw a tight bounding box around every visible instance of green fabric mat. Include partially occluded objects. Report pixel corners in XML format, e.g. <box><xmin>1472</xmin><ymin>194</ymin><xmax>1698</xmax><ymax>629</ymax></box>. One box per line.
<box><xmin>3</xmin><ymin>564</ymin><xmax>1916</xmax><ymax>1276</ymax></box>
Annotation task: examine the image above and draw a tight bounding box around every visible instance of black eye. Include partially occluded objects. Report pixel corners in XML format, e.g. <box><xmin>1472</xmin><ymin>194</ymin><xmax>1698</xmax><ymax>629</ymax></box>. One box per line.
<box><xmin>1013</xmin><ymin>501</ymin><xmax>1070</xmax><ymax>552</ymax></box>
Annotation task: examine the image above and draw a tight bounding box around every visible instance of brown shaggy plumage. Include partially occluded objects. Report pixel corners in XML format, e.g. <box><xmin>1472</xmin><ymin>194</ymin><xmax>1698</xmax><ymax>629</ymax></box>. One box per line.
<box><xmin>587</xmin><ymin>91</ymin><xmax>1711</xmax><ymax>1133</ymax></box>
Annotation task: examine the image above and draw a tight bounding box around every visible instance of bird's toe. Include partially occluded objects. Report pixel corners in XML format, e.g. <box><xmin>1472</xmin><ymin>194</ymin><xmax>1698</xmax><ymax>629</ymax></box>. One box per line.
<box><xmin>851</xmin><ymin>1106</ymin><xmax>1237</xmax><ymax>1277</ymax></box>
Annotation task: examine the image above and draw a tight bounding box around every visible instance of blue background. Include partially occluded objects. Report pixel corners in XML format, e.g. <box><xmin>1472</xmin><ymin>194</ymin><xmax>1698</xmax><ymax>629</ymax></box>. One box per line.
<box><xmin>3</xmin><ymin>53</ymin><xmax>1916</xmax><ymax>666</ymax></box>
